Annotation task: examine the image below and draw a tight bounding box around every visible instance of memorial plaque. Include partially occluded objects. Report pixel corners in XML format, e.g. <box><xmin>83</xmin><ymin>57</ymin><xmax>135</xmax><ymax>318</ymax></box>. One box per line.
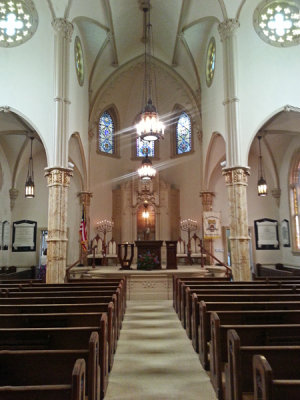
<box><xmin>254</xmin><ymin>218</ymin><xmax>279</xmax><ymax>250</ymax></box>
<box><xmin>12</xmin><ymin>220</ymin><xmax>37</xmax><ymax>252</ymax></box>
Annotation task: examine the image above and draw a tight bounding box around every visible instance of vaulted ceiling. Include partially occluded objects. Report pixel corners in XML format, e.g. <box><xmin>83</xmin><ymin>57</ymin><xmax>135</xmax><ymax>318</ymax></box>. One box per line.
<box><xmin>73</xmin><ymin>0</ymin><xmax>223</xmax><ymax>105</ymax></box>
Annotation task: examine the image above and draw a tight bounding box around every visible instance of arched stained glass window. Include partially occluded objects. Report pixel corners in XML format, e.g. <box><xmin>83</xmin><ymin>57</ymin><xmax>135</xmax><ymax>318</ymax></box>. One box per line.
<box><xmin>98</xmin><ymin>111</ymin><xmax>115</xmax><ymax>154</ymax></box>
<box><xmin>136</xmin><ymin>138</ymin><xmax>154</xmax><ymax>157</ymax></box>
<box><xmin>290</xmin><ymin>154</ymin><xmax>300</xmax><ymax>250</ymax></box>
<box><xmin>176</xmin><ymin>112</ymin><xmax>192</xmax><ymax>155</ymax></box>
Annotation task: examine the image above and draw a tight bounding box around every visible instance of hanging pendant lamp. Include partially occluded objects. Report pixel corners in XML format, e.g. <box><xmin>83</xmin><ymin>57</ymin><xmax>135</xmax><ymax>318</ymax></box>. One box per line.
<box><xmin>135</xmin><ymin>1</ymin><xmax>164</xmax><ymax>142</ymax></box>
<box><xmin>257</xmin><ymin>135</ymin><xmax>268</xmax><ymax>196</ymax></box>
<box><xmin>25</xmin><ymin>137</ymin><xmax>35</xmax><ymax>198</ymax></box>
<box><xmin>137</xmin><ymin>150</ymin><xmax>156</xmax><ymax>181</ymax></box>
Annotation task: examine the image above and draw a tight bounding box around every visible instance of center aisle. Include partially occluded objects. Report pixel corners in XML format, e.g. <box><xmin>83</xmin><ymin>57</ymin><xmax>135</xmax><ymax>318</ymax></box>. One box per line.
<box><xmin>105</xmin><ymin>300</ymin><xmax>217</xmax><ymax>400</ymax></box>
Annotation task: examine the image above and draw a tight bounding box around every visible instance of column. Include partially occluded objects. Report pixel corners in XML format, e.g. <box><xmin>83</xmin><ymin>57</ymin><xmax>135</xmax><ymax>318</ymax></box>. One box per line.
<box><xmin>45</xmin><ymin>167</ymin><xmax>73</xmax><ymax>283</ymax></box>
<box><xmin>45</xmin><ymin>18</ymin><xmax>74</xmax><ymax>283</ymax></box>
<box><xmin>223</xmin><ymin>167</ymin><xmax>251</xmax><ymax>281</ymax></box>
<box><xmin>200</xmin><ymin>191</ymin><xmax>214</xmax><ymax>264</ymax></box>
<box><xmin>218</xmin><ymin>19</ymin><xmax>251</xmax><ymax>280</ymax></box>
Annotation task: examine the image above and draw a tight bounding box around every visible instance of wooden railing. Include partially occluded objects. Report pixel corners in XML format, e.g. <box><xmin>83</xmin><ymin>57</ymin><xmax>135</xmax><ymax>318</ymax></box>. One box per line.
<box><xmin>198</xmin><ymin>239</ymin><xmax>232</xmax><ymax>278</ymax></box>
<box><xmin>65</xmin><ymin>259</ymin><xmax>80</xmax><ymax>282</ymax></box>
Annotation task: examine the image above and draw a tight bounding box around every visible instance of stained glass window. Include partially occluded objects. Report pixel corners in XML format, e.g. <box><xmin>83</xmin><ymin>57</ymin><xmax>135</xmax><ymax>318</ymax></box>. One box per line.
<box><xmin>98</xmin><ymin>112</ymin><xmax>115</xmax><ymax>154</ymax></box>
<box><xmin>176</xmin><ymin>112</ymin><xmax>192</xmax><ymax>155</ymax></box>
<box><xmin>206</xmin><ymin>37</ymin><xmax>216</xmax><ymax>87</ymax></box>
<box><xmin>254</xmin><ymin>1</ymin><xmax>300</xmax><ymax>47</ymax></box>
<box><xmin>136</xmin><ymin>138</ymin><xmax>154</xmax><ymax>157</ymax></box>
<box><xmin>290</xmin><ymin>157</ymin><xmax>300</xmax><ymax>250</ymax></box>
<box><xmin>0</xmin><ymin>0</ymin><xmax>38</xmax><ymax>48</ymax></box>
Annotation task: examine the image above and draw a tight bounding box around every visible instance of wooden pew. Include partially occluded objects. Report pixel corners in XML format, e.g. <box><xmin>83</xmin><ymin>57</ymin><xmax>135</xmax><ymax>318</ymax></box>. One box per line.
<box><xmin>227</xmin><ymin>329</ymin><xmax>300</xmax><ymax>400</ymax></box>
<box><xmin>196</xmin><ymin>299</ymin><xmax>300</xmax><ymax>366</ymax></box>
<box><xmin>0</xmin><ymin>357</ymin><xmax>85</xmax><ymax>400</ymax></box>
<box><xmin>183</xmin><ymin>282</ymin><xmax>300</xmax><ymax>336</ymax></box>
<box><xmin>0</xmin><ymin>294</ymin><xmax>118</xmax><ymax>368</ymax></box>
<box><xmin>4</xmin><ymin>283</ymin><xmax>126</xmax><ymax>322</ymax></box>
<box><xmin>174</xmin><ymin>277</ymin><xmax>231</xmax><ymax>312</ymax></box>
<box><xmin>182</xmin><ymin>286</ymin><xmax>300</xmax><ymax>330</ymax></box>
<box><xmin>67</xmin><ymin>277</ymin><xmax>127</xmax><ymax>309</ymax></box>
<box><xmin>253</xmin><ymin>354</ymin><xmax>300</xmax><ymax>400</ymax></box>
<box><xmin>210</xmin><ymin>314</ymin><xmax>300</xmax><ymax>400</ymax></box>
<box><xmin>0</xmin><ymin>310</ymin><xmax>115</xmax><ymax>372</ymax></box>
<box><xmin>1</xmin><ymin>288</ymin><xmax>122</xmax><ymax>343</ymax></box>
<box><xmin>189</xmin><ymin>292</ymin><xmax>300</xmax><ymax>354</ymax></box>
<box><xmin>0</xmin><ymin>332</ymin><xmax>98</xmax><ymax>400</ymax></box>
<box><xmin>0</xmin><ymin>322</ymin><xmax>108</xmax><ymax>399</ymax></box>
<box><xmin>175</xmin><ymin>278</ymin><xmax>300</xmax><ymax>321</ymax></box>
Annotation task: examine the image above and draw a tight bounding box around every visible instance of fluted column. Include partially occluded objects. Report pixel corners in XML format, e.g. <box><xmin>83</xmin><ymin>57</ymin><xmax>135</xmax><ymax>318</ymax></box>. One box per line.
<box><xmin>223</xmin><ymin>167</ymin><xmax>251</xmax><ymax>280</ymax></box>
<box><xmin>218</xmin><ymin>19</ymin><xmax>251</xmax><ymax>280</ymax></box>
<box><xmin>45</xmin><ymin>19</ymin><xmax>74</xmax><ymax>283</ymax></box>
<box><xmin>51</xmin><ymin>18</ymin><xmax>73</xmax><ymax>167</ymax></box>
<box><xmin>45</xmin><ymin>168</ymin><xmax>73</xmax><ymax>283</ymax></box>
<box><xmin>218</xmin><ymin>19</ymin><xmax>241</xmax><ymax>166</ymax></box>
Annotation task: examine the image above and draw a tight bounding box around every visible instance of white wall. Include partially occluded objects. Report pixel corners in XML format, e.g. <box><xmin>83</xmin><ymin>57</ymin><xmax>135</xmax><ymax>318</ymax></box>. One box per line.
<box><xmin>0</xmin><ymin>1</ymin><xmax>54</xmax><ymax>162</ymax></box>
<box><xmin>238</xmin><ymin>1</ymin><xmax>300</xmax><ymax>164</ymax></box>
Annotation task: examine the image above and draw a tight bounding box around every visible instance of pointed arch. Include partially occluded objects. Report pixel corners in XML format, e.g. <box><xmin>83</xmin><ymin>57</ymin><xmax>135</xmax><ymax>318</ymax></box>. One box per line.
<box><xmin>204</xmin><ymin>132</ymin><xmax>226</xmax><ymax>190</ymax></box>
<box><xmin>69</xmin><ymin>132</ymin><xmax>88</xmax><ymax>191</ymax></box>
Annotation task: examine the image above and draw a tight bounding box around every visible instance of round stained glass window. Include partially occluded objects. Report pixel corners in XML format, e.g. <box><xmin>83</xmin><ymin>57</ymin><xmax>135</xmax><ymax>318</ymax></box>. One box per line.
<box><xmin>0</xmin><ymin>0</ymin><xmax>38</xmax><ymax>47</ymax></box>
<box><xmin>206</xmin><ymin>37</ymin><xmax>216</xmax><ymax>87</ymax></box>
<box><xmin>254</xmin><ymin>1</ymin><xmax>300</xmax><ymax>47</ymax></box>
<box><xmin>74</xmin><ymin>36</ymin><xmax>84</xmax><ymax>86</ymax></box>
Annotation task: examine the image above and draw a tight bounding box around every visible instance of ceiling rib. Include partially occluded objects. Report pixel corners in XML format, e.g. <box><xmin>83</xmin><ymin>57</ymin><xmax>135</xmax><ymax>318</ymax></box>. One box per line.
<box><xmin>89</xmin><ymin>35</ymin><xmax>110</xmax><ymax>102</ymax></box>
<box><xmin>172</xmin><ymin>0</ymin><xmax>189</xmax><ymax>66</ymax></box>
<box><xmin>103</xmin><ymin>0</ymin><xmax>119</xmax><ymax>66</ymax></box>
<box><xmin>180</xmin><ymin>35</ymin><xmax>201</xmax><ymax>92</ymax></box>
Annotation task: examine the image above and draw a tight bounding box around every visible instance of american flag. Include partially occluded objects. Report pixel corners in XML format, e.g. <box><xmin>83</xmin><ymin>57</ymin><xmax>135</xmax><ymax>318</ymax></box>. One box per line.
<box><xmin>80</xmin><ymin>206</ymin><xmax>87</xmax><ymax>252</ymax></box>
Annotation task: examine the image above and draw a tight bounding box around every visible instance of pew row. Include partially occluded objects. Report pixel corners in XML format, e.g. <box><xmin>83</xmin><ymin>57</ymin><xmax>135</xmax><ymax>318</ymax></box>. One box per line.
<box><xmin>0</xmin><ymin>358</ymin><xmax>86</xmax><ymax>400</ymax></box>
<box><xmin>210</xmin><ymin>315</ymin><xmax>300</xmax><ymax>400</ymax></box>
<box><xmin>0</xmin><ymin>323</ymin><xmax>108</xmax><ymax>399</ymax></box>
<box><xmin>226</xmin><ymin>329</ymin><xmax>300</xmax><ymax>400</ymax></box>
<box><xmin>0</xmin><ymin>332</ymin><xmax>98</xmax><ymax>400</ymax></box>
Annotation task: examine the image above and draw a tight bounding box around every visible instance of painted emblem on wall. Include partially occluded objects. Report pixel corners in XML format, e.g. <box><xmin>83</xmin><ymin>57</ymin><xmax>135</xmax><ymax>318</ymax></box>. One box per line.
<box><xmin>74</xmin><ymin>35</ymin><xmax>84</xmax><ymax>86</ymax></box>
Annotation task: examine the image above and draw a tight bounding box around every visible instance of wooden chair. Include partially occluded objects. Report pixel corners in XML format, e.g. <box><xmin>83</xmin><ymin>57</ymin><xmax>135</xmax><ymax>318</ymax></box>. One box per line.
<box><xmin>176</xmin><ymin>237</ymin><xmax>188</xmax><ymax>264</ymax></box>
<box><xmin>87</xmin><ymin>234</ymin><xmax>103</xmax><ymax>266</ymax></box>
<box><xmin>106</xmin><ymin>238</ymin><xmax>118</xmax><ymax>266</ymax></box>
<box><xmin>190</xmin><ymin>233</ymin><xmax>206</xmax><ymax>264</ymax></box>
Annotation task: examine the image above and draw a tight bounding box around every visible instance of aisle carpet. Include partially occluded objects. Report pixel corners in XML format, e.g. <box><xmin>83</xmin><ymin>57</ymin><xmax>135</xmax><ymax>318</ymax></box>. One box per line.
<box><xmin>105</xmin><ymin>300</ymin><xmax>217</xmax><ymax>400</ymax></box>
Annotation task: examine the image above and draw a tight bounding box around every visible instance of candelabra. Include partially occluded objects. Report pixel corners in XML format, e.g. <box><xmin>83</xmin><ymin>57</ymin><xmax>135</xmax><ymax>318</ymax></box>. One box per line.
<box><xmin>180</xmin><ymin>219</ymin><xmax>198</xmax><ymax>258</ymax></box>
<box><xmin>96</xmin><ymin>219</ymin><xmax>114</xmax><ymax>257</ymax></box>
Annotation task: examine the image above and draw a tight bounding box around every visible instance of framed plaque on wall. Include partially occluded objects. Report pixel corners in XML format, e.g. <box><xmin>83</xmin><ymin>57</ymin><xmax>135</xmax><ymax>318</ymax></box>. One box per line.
<box><xmin>12</xmin><ymin>220</ymin><xmax>37</xmax><ymax>252</ymax></box>
<box><xmin>254</xmin><ymin>218</ymin><xmax>279</xmax><ymax>250</ymax></box>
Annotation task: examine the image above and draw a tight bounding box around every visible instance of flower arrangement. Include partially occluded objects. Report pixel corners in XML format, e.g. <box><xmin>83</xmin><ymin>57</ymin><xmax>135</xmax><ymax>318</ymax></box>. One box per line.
<box><xmin>137</xmin><ymin>250</ymin><xmax>160</xmax><ymax>270</ymax></box>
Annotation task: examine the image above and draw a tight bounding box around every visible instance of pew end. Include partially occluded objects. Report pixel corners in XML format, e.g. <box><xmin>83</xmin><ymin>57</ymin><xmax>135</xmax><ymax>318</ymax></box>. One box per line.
<box><xmin>253</xmin><ymin>355</ymin><xmax>273</xmax><ymax>400</ymax></box>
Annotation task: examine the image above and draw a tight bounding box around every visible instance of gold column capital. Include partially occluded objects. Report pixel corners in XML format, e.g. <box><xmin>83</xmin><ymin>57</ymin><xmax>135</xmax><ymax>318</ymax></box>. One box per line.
<box><xmin>199</xmin><ymin>191</ymin><xmax>215</xmax><ymax>211</ymax></box>
<box><xmin>78</xmin><ymin>191</ymin><xmax>93</xmax><ymax>206</ymax></box>
<box><xmin>222</xmin><ymin>166</ymin><xmax>250</xmax><ymax>186</ymax></box>
<box><xmin>45</xmin><ymin>167</ymin><xmax>73</xmax><ymax>187</ymax></box>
